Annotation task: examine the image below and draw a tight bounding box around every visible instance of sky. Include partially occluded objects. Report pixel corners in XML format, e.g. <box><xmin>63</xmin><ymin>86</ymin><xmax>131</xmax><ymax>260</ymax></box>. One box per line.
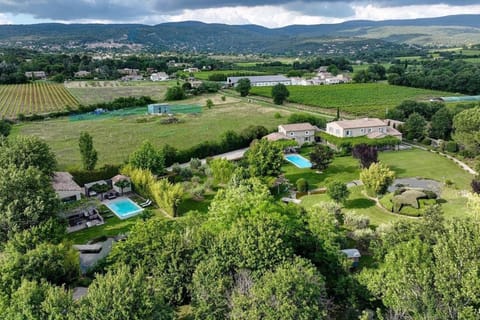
<box><xmin>0</xmin><ymin>1</ymin><xmax>480</xmax><ymax>28</ymax></box>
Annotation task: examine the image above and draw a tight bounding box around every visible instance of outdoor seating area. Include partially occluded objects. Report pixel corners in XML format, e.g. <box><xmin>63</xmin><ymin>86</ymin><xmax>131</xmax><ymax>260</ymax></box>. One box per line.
<box><xmin>66</xmin><ymin>207</ymin><xmax>105</xmax><ymax>233</ymax></box>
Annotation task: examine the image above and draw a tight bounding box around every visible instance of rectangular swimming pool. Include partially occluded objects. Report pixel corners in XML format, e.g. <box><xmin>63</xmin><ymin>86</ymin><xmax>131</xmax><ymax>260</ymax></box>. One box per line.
<box><xmin>105</xmin><ymin>198</ymin><xmax>144</xmax><ymax>220</ymax></box>
<box><xmin>285</xmin><ymin>154</ymin><xmax>312</xmax><ymax>169</ymax></box>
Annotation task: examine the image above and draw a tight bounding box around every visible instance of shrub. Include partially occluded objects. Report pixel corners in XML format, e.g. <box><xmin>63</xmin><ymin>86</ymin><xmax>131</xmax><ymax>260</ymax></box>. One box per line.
<box><xmin>343</xmin><ymin>212</ymin><xmax>370</xmax><ymax>229</ymax></box>
<box><xmin>327</xmin><ymin>181</ymin><xmax>350</xmax><ymax>204</ymax></box>
<box><xmin>472</xmin><ymin>178</ymin><xmax>480</xmax><ymax>194</ymax></box>
<box><xmin>274</xmin><ymin>112</ymin><xmax>282</xmax><ymax>119</ymax></box>
<box><xmin>165</xmin><ymin>86</ymin><xmax>186</xmax><ymax>101</ymax></box>
<box><xmin>296</xmin><ymin>178</ymin><xmax>308</xmax><ymax>192</ymax></box>
<box><xmin>190</xmin><ymin>158</ymin><xmax>202</xmax><ymax>171</ymax></box>
<box><xmin>445</xmin><ymin>141</ymin><xmax>458</xmax><ymax>153</ymax></box>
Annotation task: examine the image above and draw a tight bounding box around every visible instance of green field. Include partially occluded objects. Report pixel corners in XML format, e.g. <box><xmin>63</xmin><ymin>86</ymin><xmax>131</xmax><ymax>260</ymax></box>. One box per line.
<box><xmin>250</xmin><ymin>83</ymin><xmax>457</xmax><ymax>117</ymax></box>
<box><xmin>0</xmin><ymin>82</ymin><xmax>79</xmax><ymax>119</ymax></box>
<box><xmin>65</xmin><ymin>80</ymin><xmax>174</xmax><ymax>105</ymax></box>
<box><xmin>12</xmin><ymin>94</ymin><xmax>291</xmax><ymax>169</ymax></box>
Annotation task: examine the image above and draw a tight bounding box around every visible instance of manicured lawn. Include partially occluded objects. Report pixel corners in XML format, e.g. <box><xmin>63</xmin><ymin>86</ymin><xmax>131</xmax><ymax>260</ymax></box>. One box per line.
<box><xmin>379</xmin><ymin>149</ymin><xmax>473</xmax><ymax>190</ymax></box>
<box><xmin>67</xmin><ymin>214</ymin><xmax>143</xmax><ymax>244</ymax></box>
<box><xmin>250</xmin><ymin>83</ymin><xmax>458</xmax><ymax>117</ymax></box>
<box><xmin>301</xmin><ymin>186</ymin><xmax>405</xmax><ymax>226</ymax></box>
<box><xmin>289</xmin><ymin>148</ymin><xmax>473</xmax><ymax>224</ymax></box>
<box><xmin>12</xmin><ymin>94</ymin><xmax>291</xmax><ymax>169</ymax></box>
<box><xmin>282</xmin><ymin>154</ymin><xmax>359</xmax><ymax>189</ymax></box>
<box><xmin>177</xmin><ymin>193</ymin><xmax>214</xmax><ymax>216</ymax></box>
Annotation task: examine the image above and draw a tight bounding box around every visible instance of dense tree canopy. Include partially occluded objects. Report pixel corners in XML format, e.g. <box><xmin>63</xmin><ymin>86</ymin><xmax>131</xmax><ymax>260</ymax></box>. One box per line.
<box><xmin>0</xmin><ymin>135</ymin><xmax>57</xmax><ymax>176</ymax></box>
<box><xmin>271</xmin><ymin>83</ymin><xmax>290</xmax><ymax>105</ymax></box>
<box><xmin>0</xmin><ymin>166</ymin><xmax>59</xmax><ymax>243</ymax></box>
<box><xmin>245</xmin><ymin>139</ymin><xmax>283</xmax><ymax>177</ymax></box>
<box><xmin>129</xmin><ymin>141</ymin><xmax>165</xmax><ymax>174</ymax></box>
<box><xmin>236</xmin><ymin>78</ymin><xmax>251</xmax><ymax>97</ymax></box>
<box><xmin>453</xmin><ymin>107</ymin><xmax>480</xmax><ymax>155</ymax></box>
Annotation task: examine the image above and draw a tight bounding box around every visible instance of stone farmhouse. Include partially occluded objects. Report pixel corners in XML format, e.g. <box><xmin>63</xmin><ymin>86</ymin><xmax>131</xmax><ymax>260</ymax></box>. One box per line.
<box><xmin>264</xmin><ymin>123</ymin><xmax>320</xmax><ymax>145</ymax></box>
<box><xmin>326</xmin><ymin>118</ymin><xmax>403</xmax><ymax>140</ymax></box>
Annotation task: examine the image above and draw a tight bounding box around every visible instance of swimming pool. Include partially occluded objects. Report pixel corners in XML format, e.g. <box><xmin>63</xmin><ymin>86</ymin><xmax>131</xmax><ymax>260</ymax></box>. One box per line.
<box><xmin>285</xmin><ymin>154</ymin><xmax>312</xmax><ymax>169</ymax></box>
<box><xmin>105</xmin><ymin>198</ymin><xmax>143</xmax><ymax>220</ymax></box>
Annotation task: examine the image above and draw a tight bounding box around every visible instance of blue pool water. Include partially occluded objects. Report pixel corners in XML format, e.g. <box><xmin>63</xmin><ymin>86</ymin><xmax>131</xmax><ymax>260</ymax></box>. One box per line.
<box><xmin>105</xmin><ymin>198</ymin><xmax>143</xmax><ymax>219</ymax></box>
<box><xmin>285</xmin><ymin>154</ymin><xmax>312</xmax><ymax>169</ymax></box>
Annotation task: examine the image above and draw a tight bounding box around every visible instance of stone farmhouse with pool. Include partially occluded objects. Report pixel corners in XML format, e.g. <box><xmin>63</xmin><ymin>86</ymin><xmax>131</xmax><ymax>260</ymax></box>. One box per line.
<box><xmin>264</xmin><ymin>123</ymin><xmax>320</xmax><ymax>145</ymax></box>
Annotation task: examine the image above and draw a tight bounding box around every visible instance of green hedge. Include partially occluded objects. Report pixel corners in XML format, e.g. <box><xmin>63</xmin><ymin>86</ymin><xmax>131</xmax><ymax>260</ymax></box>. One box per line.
<box><xmin>70</xmin><ymin>164</ymin><xmax>121</xmax><ymax>186</ymax></box>
<box><xmin>318</xmin><ymin>132</ymin><xmax>400</xmax><ymax>150</ymax></box>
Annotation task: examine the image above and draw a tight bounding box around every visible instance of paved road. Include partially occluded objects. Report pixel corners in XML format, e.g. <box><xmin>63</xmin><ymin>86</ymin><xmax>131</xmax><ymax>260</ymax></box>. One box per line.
<box><xmin>167</xmin><ymin>147</ymin><xmax>249</xmax><ymax>170</ymax></box>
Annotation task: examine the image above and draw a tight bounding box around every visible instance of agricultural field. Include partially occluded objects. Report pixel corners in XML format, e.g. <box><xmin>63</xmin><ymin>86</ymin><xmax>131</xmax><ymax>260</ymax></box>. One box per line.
<box><xmin>65</xmin><ymin>80</ymin><xmax>174</xmax><ymax>105</ymax></box>
<box><xmin>0</xmin><ymin>82</ymin><xmax>79</xmax><ymax>119</ymax></box>
<box><xmin>12</xmin><ymin>94</ymin><xmax>291</xmax><ymax>169</ymax></box>
<box><xmin>250</xmin><ymin>83</ymin><xmax>457</xmax><ymax>117</ymax></box>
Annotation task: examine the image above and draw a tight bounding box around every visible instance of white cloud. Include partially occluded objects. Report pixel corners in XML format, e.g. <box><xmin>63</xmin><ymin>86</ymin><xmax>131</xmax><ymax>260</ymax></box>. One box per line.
<box><xmin>164</xmin><ymin>6</ymin><xmax>344</xmax><ymax>27</ymax></box>
<box><xmin>352</xmin><ymin>4</ymin><xmax>480</xmax><ymax>21</ymax></box>
<box><xmin>0</xmin><ymin>13</ymin><xmax>12</xmax><ymax>24</ymax></box>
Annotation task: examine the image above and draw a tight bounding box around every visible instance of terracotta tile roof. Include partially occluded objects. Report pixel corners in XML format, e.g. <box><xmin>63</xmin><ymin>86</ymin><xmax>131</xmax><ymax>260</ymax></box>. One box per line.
<box><xmin>264</xmin><ymin>132</ymin><xmax>289</xmax><ymax>141</ymax></box>
<box><xmin>330</xmin><ymin>118</ymin><xmax>387</xmax><ymax>129</ymax></box>
<box><xmin>279</xmin><ymin>123</ymin><xmax>318</xmax><ymax>132</ymax></box>
<box><xmin>52</xmin><ymin>172</ymin><xmax>82</xmax><ymax>192</ymax></box>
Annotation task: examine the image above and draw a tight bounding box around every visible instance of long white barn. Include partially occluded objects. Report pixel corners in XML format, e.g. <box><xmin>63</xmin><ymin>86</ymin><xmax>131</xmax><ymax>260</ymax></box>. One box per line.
<box><xmin>227</xmin><ymin>75</ymin><xmax>291</xmax><ymax>87</ymax></box>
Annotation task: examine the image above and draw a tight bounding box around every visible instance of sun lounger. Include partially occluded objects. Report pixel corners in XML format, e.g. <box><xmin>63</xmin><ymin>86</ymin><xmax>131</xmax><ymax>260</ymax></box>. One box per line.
<box><xmin>140</xmin><ymin>199</ymin><xmax>152</xmax><ymax>207</ymax></box>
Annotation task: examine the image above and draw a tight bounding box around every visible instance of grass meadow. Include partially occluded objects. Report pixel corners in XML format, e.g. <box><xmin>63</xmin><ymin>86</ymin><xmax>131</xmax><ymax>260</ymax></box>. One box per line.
<box><xmin>65</xmin><ymin>80</ymin><xmax>174</xmax><ymax>105</ymax></box>
<box><xmin>250</xmin><ymin>83</ymin><xmax>457</xmax><ymax>117</ymax></box>
<box><xmin>12</xmin><ymin>94</ymin><xmax>291</xmax><ymax>169</ymax></box>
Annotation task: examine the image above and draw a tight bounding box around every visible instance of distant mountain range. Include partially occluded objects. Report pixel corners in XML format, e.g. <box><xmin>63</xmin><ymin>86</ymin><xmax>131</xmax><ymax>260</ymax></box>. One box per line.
<box><xmin>1</xmin><ymin>14</ymin><xmax>479</xmax><ymax>54</ymax></box>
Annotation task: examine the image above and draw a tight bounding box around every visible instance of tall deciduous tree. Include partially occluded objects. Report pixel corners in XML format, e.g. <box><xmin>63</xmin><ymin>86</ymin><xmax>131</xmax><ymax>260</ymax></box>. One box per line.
<box><xmin>453</xmin><ymin>107</ymin><xmax>480</xmax><ymax>155</ymax></box>
<box><xmin>429</xmin><ymin>107</ymin><xmax>453</xmax><ymax>140</ymax></box>
<box><xmin>352</xmin><ymin>144</ymin><xmax>378</xmax><ymax>168</ymax></box>
<box><xmin>245</xmin><ymin>139</ymin><xmax>283</xmax><ymax>177</ymax></box>
<box><xmin>235</xmin><ymin>78</ymin><xmax>251</xmax><ymax>97</ymax></box>
<box><xmin>129</xmin><ymin>141</ymin><xmax>165</xmax><ymax>174</ymax></box>
<box><xmin>327</xmin><ymin>181</ymin><xmax>350</xmax><ymax>204</ymax></box>
<box><xmin>310</xmin><ymin>144</ymin><xmax>334</xmax><ymax>171</ymax></box>
<box><xmin>360</xmin><ymin>162</ymin><xmax>395</xmax><ymax>197</ymax></box>
<box><xmin>78</xmin><ymin>132</ymin><xmax>98</xmax><ymax>171</ymax></box>
<box><xmin>209</xmin><ymin>158</ymin><xmax>235</xmax><ymax>184</ymax></box>
<box><xmin>165</xmin><ymin>85</ymin><xmax>186</xmax><ymax>101</ymax></box>
<box><xmin>150</xmin><ymin>179</ymin><xmax>184</xmax><ymax>217</ymax></box>
<box><xmin>0</xmin><ymin>135</ymin><xmax>57</xmax><ymax>176</ymax></box>
<box><xmin>2</xmin><ymin>280</ymin><xmax>74</xmax><ymax>320</ymax></box>
<box><xmin>231</xmin><ymin>257</ymin><xmax>327</xmax><ymax>319</ymax></box>
<box><xmin>0</xmin><ymin>166</ymin><xmax>59</xmax><ymax>243</ymax></box>
<box><xmin>77</xmin><ymin>265</ymin><xmax>173</xmax><ymax>319</ymax></box>
<box><xmin>271</xmin><ymin>83</ymin><xmax>290</xmax><ymax>105</ymax></box>
<box><xmin>404</xmin><ymin>112</ymin><xmax>426</xmax><ymax>140</ymax></box>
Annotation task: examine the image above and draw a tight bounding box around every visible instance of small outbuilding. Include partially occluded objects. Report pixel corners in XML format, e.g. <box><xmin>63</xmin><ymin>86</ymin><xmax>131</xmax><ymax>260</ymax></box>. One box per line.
<box><xmin>148</xmin><ymin>103</ymin><xmax>170</xmax><ymax>115</ymax></box>
<box><xmin>341</xmin><ymin>248</ymin><xmax>361</xmax><ymax>267</ymax></box>
<box><xmin>52</xmin><ymin>172</ymin><xmax>83</xmax><ymax>202</ymax></box>
<box><xmin>112</xmin><ymin>174</ymin><xmax>132</xmax><ymax>195</ymax></box>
